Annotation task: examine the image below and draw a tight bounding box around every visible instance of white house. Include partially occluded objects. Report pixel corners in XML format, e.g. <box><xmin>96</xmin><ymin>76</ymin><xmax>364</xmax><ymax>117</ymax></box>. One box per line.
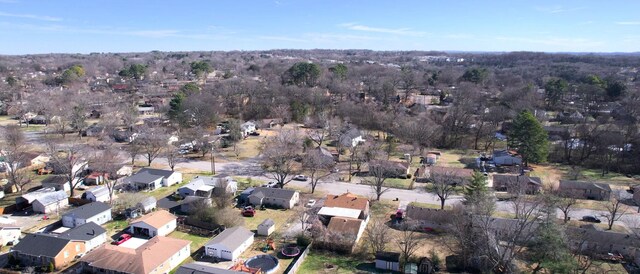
<box><xmin>339</xmin><ymin>129</ymin><xmax>365</xmax><ymax>148</ymax></box>
<box><xmin>240</xmin><ymin>121</ymin><xmax>257</xmax><ymax>137</ymax></box>
<box><xmin>32</xmin><ymin>190</ymin><xmax>69</xmax><ymax>214</ymax></box>
<box><xmin>41</xmin><ymin>175</ymin><xmax>72</xmax><ymax>192</ymax></box>
<box><xmin>492</xmin><ymin>150</ymin><xmax>522</xmax><ymax>166</ymax></box>
<box><xmin>62</xmin><ymin>202</ymin><xmax>112</xmax><ymax>228</ymax></box>
<box><xmin>129</xmin><ymin>209</ymin><xmax>177</xmax><ymax>237</ymax></box>
<box><xmin>177</xmin><ymin>174</ymin><xmax>238</xmax><ymax>198</ymax></box>
<box><xmin>0</xmin><ymin>226</ymin><xmax>21</xmax><ymax>246</ymax></box>
<box><xmin>125</xmin><ymin>168</ymin><xmax>182</xmax><ymax>191</ymax></box>
<box><xmin>136</xmin><ymin>196</ymin><xmax>157</xmax><ymax>213</ymax></box>
<box><xmin>81</xmin><ymin>186</ymin><xmax>110</xmax><ymax>203</ymax></box>
<box><xmin>248</xmin><ymin>187</ymin><xmax>300</xmax><ymax>209</ymax></box>
<box><xmin>205</xmin><ymin>226</ymin><xmax>254</xmax><ymax>261</ymax></box>
<box><xmin>257</xmin><ymin>219</ymin><xmax>275</xmax><ymax>236</ymax></box>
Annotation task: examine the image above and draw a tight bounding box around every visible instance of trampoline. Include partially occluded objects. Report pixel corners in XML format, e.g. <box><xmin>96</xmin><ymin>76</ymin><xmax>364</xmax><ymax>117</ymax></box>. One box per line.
<box><xmin>280</xmin><ymin>245</ymin><xmax>301</xmax><ymax>258</ymax></box>
<box><xmin>245</xmin><ymin>254</ymin><xmax>279</xmax><ymax>274</ymax></box>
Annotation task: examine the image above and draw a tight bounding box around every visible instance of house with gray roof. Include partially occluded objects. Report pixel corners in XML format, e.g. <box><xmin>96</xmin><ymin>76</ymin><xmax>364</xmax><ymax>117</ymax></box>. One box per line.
<box><xmin>558</xmin><ymin>180</ymin><xmax>612</xmax><ymax>201</ymax></box>
<box><xmin>492</xmin><ymin>174</ymin><xmax>542</xmax><ymax>194</ymax></box>
<box><xmin>178</xmin><ymin>174</ymin><xmax>238</xmax><ymax>198</ymax></box>
<box><xmin>124</xmin><ymin>168</ymin><xmax>182</xmax><ymax>191</ymax></box>
<box><xmin>32</xmin><ymin>190</ymin><xmax>69</xmax><ymax>214</ymax></box>
<box><xmin>257</xmin><ymin>218</ymin><xmax>275</xmax><ymax>236</ymax></box>
<box><xmin>566</xmin><ymin>227</ymin><xmax>640</xmax><ymax>265</ymax></box>
<box><xmin>57</xmin><ymin>222</ymin><xmax>107</xmax><ymax>251</ymax></box>
<box><xmin>176</xmin><ymin>262</ymin><xmax>244</xmax><ymax>274</ymax></box>
<box><xmin>81</xmin><ymin>185</ymin><xmax>110</xmax><ymax>203</ymax></box>
<box><xmin>205</xmin><ymin>226</ymin><xmax>254</xmax><ymax>261</ymax></box>
<box><xmin>339</xmin><ymin>128</ymin><xmax>365</xmax><ymax>148</ymax></box>
<box><xmin>62</xmin><ymin>202</ymin><xmax>112</xmax><ymax>228</ymax></box>
<box><xmin>248</xmin><ymin>187</ymin><xmax>300</xmax><ymax>209</ymax></box>
<box><xmin>11</xmin><ymin>233</ymin><xmax>86</xmax><ymax>270</ymax></box>
<box><xmin>136</xmin><ymin>196</ymin><xmax>157</xmax><ymax>213</ymax></box>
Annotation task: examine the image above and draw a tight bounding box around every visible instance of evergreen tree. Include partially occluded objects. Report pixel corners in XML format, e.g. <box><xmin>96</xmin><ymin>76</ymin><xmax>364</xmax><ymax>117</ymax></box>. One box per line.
<box><xmin>168</xmin><ymin>92</ymin><xmax>185</xmax><ymax>124</ymax></box>
<box><xmin>463</xmin><ymin>171</ymin><xmax>494</xmax><ymax>214</ymax></box>
<box><xmin>508</xmin><ymin>110</ymin><xmax>549</xmax><ymax>166</ymax></box>
<box><xmin>528</xmin><ymin>221</ymin><xmax>577</xmax><ymax>273</ymax></box>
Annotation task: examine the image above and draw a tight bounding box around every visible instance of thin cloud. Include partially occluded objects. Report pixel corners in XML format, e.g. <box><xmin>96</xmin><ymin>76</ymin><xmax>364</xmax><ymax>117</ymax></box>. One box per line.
<box><xmin>0</xmin><ymin>11</ymin><xmax>61</xmax><ymax>21</ymax></box>
<box><xmin>616</xmin><ymin>21</ymin><xmax>640</xmax><ymax>25</ymax></box>
<box><xmin>340</xmin><ymin>23</ymin><xmax>426</xmax><ymax>37</ymax></box>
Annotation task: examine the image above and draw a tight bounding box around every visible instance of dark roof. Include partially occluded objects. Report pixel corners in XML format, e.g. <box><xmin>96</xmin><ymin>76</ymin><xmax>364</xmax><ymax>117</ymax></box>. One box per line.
<box><xmin>376</xmin><ymin>251</ymin><xmax>401</xmax><ymax>262</ymax></box>
<box><xmin>205</xmin><ymin>226</ymin><xmax>254</xmax><ymax>250</ymax></box>
<box><xmin>492</xmin><ymin>175</ymin><xmax>542</xmax><ymax>186</ymax></box>
<box><xmin>63</xmin><ymin>202</ymin><xmax>111</xmax><ymax>220</ymax></box>
<box><xmin>559</xmin><ymin>180</ymin><xmax>612</xmax><ymax>192</ymax></box>
<box><xmin>60</xmin><ymin>222</ymin><xmax>106</xmax><ymax>241</ymax></box>
<box><xmin>176</xmin><ymin>262</ymin><xmax>244</xmax><ymax>274</ymax></box>
<box><xmin>11</xmin><ymin>233</ymin><xmax>71</xmax><ymax>258</ymax></box>
<box><xmin>128</xmin><ymin>168</ymin><xmax>176</xmax><ymax>183</ymax></box>
<box><xmin>42</xmin><ymin>175</ymin><xmax>68</xmax><ymax>186</ymax></box>
<box><xmin>250</xmin><ymin>187</ymin><xmax>297</xmax><ymax>200</ymax></box>
<box><xmin>240</xmin><ymin>187</ymin><xmax>255</xmax><ymax>196</ymax></box>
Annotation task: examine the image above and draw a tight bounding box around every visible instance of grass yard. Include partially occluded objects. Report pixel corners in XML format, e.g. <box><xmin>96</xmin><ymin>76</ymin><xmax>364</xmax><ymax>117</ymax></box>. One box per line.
<box><xmin>409</xmin><ymin>201</ymin><xmax>451</xmax><ymax>210</ymax></box>
<box><xmin>219</xmin><ymin>136</ymin><xmax>264</xmax><ymax>160</ymax></box>
<box><xmin>297</xmin><ymin>251</ymin><xmax>363</xmax><ymax>273</ymax></box>
<box><xmin>168</xmin><ymin>230</ymin><xmax>211</xmax><ymax>253</ymax></box>
<box><xmin>104</xmin><ymin>219</ymin><xmax>129</xmax><ymax>235</ymax></box>
<box><xmin>233</xmin><ymin>176</ymin><xmax>266</xmax><ymax>190</ymax></box>
<box><xmin>241</xmin><ymin>207</ymin><xmax>297</xmax><ymax>233</ymax></box>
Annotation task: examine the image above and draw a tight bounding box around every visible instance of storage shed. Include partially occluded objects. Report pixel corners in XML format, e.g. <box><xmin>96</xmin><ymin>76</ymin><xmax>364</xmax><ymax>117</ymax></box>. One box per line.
<box><xmin>257</xmin><ymin>219</ymin><xmax>275</xmax><ymax>236</ymax></box>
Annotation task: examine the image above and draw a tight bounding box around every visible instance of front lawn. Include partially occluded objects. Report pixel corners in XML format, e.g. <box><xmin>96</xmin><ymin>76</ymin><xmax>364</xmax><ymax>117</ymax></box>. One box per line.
<box><xmin>168</xmin><ymin>230</ymin><xmax>211</xmax><ymax>252</ymax></box>
<box><xmin>297</xmin><ymin>251</ymin><xmax>362</xmax><ymax>273</ymax></box>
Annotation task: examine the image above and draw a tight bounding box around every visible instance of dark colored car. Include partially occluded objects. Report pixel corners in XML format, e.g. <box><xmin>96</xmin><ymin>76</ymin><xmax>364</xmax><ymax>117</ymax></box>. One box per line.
<box><xmin>581</xmin><ymin>215</ymin><xmax>601</xmax><ymax>223</ymax></box>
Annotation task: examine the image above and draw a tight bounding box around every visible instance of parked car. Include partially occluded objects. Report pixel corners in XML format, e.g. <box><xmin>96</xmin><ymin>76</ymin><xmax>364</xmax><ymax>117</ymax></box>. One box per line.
<box><xmin>581</xmin><ymin>215</ymin><xmax>601</xmax><ymax>223</ymax></box>
<box><xmin>293</xmin><ymin>175</ymin><xmax>308</xmax><ymax>181</ymax></box>
<box><xmin>37</xmin><ymin>167</ymin><xmax>53</xmax><ymax>175</ymax></box>
<box><xmin>112</xmin><ymin>234</ymin><xmax>132</xmax><ymax>245</ymax></box>
<box><xmin>241</xmin><ymin>206</ymin><xmax>256</xmax><ymax>217</ymax></box>
<box><xmin>249</xmin><ymin>131</ymin><xmax>260</xmax><ymax>136</ymax></box>
<box><xmin>261</xmin><ymin>182</ymin><xmax>279</xmax><ymax>188</ymax></box>
<box><xmin>305</xmin><ymin>199</ymin><xmax>316</xmax><ymax>207</ymax></box>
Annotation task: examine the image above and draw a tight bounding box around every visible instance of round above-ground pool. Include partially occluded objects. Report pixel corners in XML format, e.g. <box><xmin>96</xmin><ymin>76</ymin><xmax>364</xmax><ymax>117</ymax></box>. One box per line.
<box><xmin>245</xmin><ymin>254</ymin><xmax>279</xmax><ymax>274</ymax></box>
<box><xmin>280</xmin><ymin>245</ymin><xmax>301</xmax><ymax>258</ymax></box>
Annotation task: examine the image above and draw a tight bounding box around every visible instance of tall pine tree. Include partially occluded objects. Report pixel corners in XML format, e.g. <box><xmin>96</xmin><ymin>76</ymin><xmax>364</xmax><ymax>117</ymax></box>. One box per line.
<box><xmin>508</xmin><ymin>110</ymin><xmax>549</xmax><ymax>166</ymax></box>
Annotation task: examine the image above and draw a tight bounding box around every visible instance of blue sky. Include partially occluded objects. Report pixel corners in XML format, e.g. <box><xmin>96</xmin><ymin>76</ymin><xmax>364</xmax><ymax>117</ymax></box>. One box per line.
<box><xmin>0</xmin><ymin>0</ymin><xmax>639</xmax><ymax>54</ymax></box>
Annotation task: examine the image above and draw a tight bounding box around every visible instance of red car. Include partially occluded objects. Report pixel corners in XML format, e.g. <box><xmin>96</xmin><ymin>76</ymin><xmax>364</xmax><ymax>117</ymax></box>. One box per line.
<box><xmin>241</xmin><ymin>206</ymin><xmax>256</xmax><ymax>217</ymax></box>
<box><xmin>112</xmin><ymin>234</ymin><xmax>132</xmax><ymax>245</ymax></box>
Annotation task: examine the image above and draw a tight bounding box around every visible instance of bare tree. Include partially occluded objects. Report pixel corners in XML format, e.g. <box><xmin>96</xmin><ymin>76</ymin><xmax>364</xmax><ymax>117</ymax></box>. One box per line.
<box><xmin>603</xmin><ymin>190</ymin><xmax>628</xmax><ymax>230</ymax></box>
<box><xmin>551</xmin><ymin>192</ymin><xmax>578</xmax><ymax>223</ymax></box>
<box><xmin>211</xmin><ymin>177</ymin><xmax>234</xmax><ymax>209</ymax></box>
<box><xmin>364</xmin><ymin>218</ymin><xmax>391</xmax><ymax>255</ymax></box>
<box><xmin>296</xmin><ymin>205</ymin><xmax>318</xmax><ymax>235</ymax></box>
<box><xmin>164</xmin><ymin>144</ymin><xmax>181</xmax><ymax>171</ymax></box>
<box><xmin>126</xmin><ymin>141</ymin><xmax>142</xmax><ymax>166</ymax></box>
<box><xmin>395</xmin><ymin>221</ymin><xmax>423</xmax><ymax>265</ymax></box>
<box><xmin>89</xmin><ymin>143</ymin><xmax>122</xmax><ymax>204</ymax></box>
<box><xmin>261</xmin><ymin>129</ymin><xmax>302</xmax><ymax>188</ymax></box>
<box><xmin>0</xmin><ymin>125</ymin><xmax>33</xmax><ymax>194</ymax></box>
<box><xmin>302</xmin><ymin>148</ymin><xmax>334</xmax><ymax>193</ymax></box>
<box><xmin>47</xmin><ymin>142</ymin><xmax>88</xmax><ymax>197</ymax></box>
<box><xmin>133</xmin><ymin>127</ymin><xmax>167</xmax><ymax>166</ymax></box>
<box><xmin>428</xmin><ymin>171</ymin><xmax>459</xmax><ymax>209</ymax></box>
<box><xmin>365</xmin><ymin>163</ymin><xmax>390</xmax><ymax>201</ymax></box>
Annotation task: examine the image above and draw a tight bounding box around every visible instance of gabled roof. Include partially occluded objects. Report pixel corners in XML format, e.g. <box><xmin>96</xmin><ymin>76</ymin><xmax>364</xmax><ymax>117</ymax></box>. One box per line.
<box><xmin>181</xmin><ymin>175</ymin><xmax>234</xmax><ymax>191</ymax></box>
<box><xmin>424</xmin><ymin>166</ymin><xmax>474</xmax><ymax>179</ymax></box>
<box><xmin>86</xmin><ymin>185</ymin><xmax>109</xmax><ymax>197</ymax></box>
<box><xmin>405</xmin><ymin>205</ymin><xmax>449</xmax><ymax>222</ymax></box>
<box><xmin>33</xmin><ymin>190</ymin><xmax>68</xmax><ymax>206</ymax></box>
<box><xmin>11</xmin><ymin>233</ymin><xmax>74</xmax><ymax>258</ymax></box>
<box><xmin>137</xmin><ymin>196</ymin><xmax>157</xmax><ymax>207</ymax></box>
<box><xmin>128</xmin><ymin>168</ymin><xmax>177</xmax><ymax>183</ymax></box>
<box><xmin>177</xmin><ymin>262</ymin><xmax>244</xmax><ymax>274</ymax></box>
<box><xmin>375</xmin><ymin>251</ymin><xmax>401</xmax><ymax>262</ymax></box>
<box><xmin>80</xmin><ymin>236</ymin><xmax>191</xmax><ymax>274</ymax></box>
<box><xmin>205</xmin><ymin>226</ymin><xmax>254</xmax><ymax>250</ymax></box>
<box><xmin>130</xmin><ymin>209</ymin><xmax>176</xmax><ymax>229</ymax></box>
<box><xmin>249</xmin><ymin>187</ymin><xmax>297</xmax><ymax>200</ymax></box>
<box><xmin>318</xmin><ymin>207</ymin><xmax>362</xmax><ymax>219</ymax></box>
<box><xmin>18</xmin><ymin>187</ymin><xmax>57</xmax><ymax>204</ymax></box>
<box><xmin>41</xmin><ymin>175</ymin><xmax>68</xmax><ymax>186</ymax></box>
<box><xmin>492</xmin><ymin>174</ymin><xmax>542</xmax><ymax>186</ymax></box>
<box><xmin>258</xmin><ymin>219</ymin><xmax>275</xmax><ymax>228</ymax></box>
<box><xmin>323</xmin><ymin>193</ymin><xmax>369</xmax><ymax>211</ymax></box>
<box><xmin>63</xmin><ymin>202</ymin><xmax>111</xmax><ymax>220</ymax></box>
<box><xmin>327</xmin><ymin>217</ymin><xmax>363</xmax><ymax>236</ymax></box>
<box><xmin>559</xmin><ymin>180</ymin><xmax>612</xmax><ymax>192</ymax></box>
<box><xmin>60</xmin><ymin>222</ymin><xmax>106</xmax><ymax>241</ymax></box>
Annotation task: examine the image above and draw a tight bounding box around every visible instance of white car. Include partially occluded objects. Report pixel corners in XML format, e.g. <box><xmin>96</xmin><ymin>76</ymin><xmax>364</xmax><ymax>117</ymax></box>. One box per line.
<box><xmin>305</xmin><ymin>199</ymin><xmax>316</xmax><ymax>207</ymax></box>
<box><xmin>293</xmin><ymin>175</ymin><xmax>308</xmax><ymax>181</ymax></box>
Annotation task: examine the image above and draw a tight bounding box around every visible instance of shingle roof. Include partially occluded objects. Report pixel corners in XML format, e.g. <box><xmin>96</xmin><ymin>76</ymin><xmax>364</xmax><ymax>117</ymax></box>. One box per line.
<box><xmin>137</xmin><ymin>196</ymin><xmax>157</xmax><ymax>207</ymax></box>
<box><xmin>376</xmin><ymin>251</ymin><xmax>401</xmax><ymax>262</ymax></box>
<box><xmin>249</xmin><ymin>187</ymin><xmax>297</xmax><ymax>200</ymax></box>
<box><xmin>323</xmin><ymin>193</ymin><xmax>369</xmax><ymax>211</ymax></box>
<box><xmin>559</xmin><ymin>180</ymin><xmax>612</xmax><ymax>192</ymax></box>
<box><xmin>33</xmin><ymin>190</ymin><xmax>68</xmax><ymax>206</ymax></box>
<box><xmin>80</xmin><ymin>236</ymin><xmax>191</xmax><ymax>274</ymax></box>
<box><xmin>86</xmin><ymin>185</ymin><xmax>109</xmax><ymax>198</ymax></box>
<box><xmin>492</xmin><ymin>174</ymin><xmax>542</xmax><ymax>186</ymax></box>
<box><xmin>327</xmin><ymin>217</ymin><xmax>363</xmax><ymax>236</ymax></box>
<box><xmin>128</xmin><ymin>168</ymin><xmax>177</xmax><ymax>183</ymax></box>
<box><xmin>18</xmin><ymin>187</ymin><xmax>57</xmax><ymax>204</ymax></box>
<box><xmin>258</xmin><ymin>219</ymin><xmax>275</xmax><ymax>228</ymax></box>
<box><xmin>11</xmin><ymin>233</ymin><xmax>72</xmax><ymax>258</ymax></box>
<box><xmin>42</xmin><ymin>175</ymin><xmax>68</xmax><ymax>186</ymax></box>
<box><xmin>405</xmin><ymin>205</ymin><xmax>450</xmax><ymax>222</ymax></box>
<box><xmin>63</xmin><ymin>202</ymin><xmax>111</xmax><ymax>220</ymax></box>
<box><xmin>60</xmin><ymin>222</ymin><xmax>106</xmax><ymax>241</ymax></box>
<box><xmin>205</xmin><ymin>226</ymin><xmax>254</xmax><ymax>250</ymax></box>
<box><xmin>131</xmin><ymin>209</ymin><xmax>176</xmax><ymax>229</ymax></box>
<box><xmin>176</xmin><ymin>262</ymin><xmax>244</xmax><ymax>274</ymax></box>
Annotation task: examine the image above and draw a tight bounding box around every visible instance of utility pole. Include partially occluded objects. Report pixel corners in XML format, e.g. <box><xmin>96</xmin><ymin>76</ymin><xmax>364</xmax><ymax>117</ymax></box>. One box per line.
<box><xmin>210</xmin><ymin>146</ymin><xmax>216</xmax><ymax>175</ymax></box>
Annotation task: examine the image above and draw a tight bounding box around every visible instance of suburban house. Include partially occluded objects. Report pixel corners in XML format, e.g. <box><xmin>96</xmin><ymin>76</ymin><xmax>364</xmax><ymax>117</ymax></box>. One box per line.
<box><xmin>177</xmin><ymin>262</ymin><xmax>245</xmax><ymax>274</ymax></box>
<box><xmin>84</xmin><ymin>172</ymin><xmax>107</xmax><ymax>185</ymax></box>
<box><xmin>81</xmin><ymin>185</ymin><xmax>110</xmax><ymax>203</ymax></box>
<box><xmin>492</xmin><ymin>150</ymin><xmax>522</xmax><ymax>166</ymax></box>
<box><xmin>55</xmin><ymin>222</ymin><xmax>108</xmax><ymax>251</ymax></box>
<box><xmin>0</xmin><ymin>226</ymin><xmax>21</xmax><ymax>246</ymax></box>
<box><xmin>180</xmin><ymin>196</ymin><xmax>212</xmax><ymax>213</ymax></box>
<box><xmin>32</xmin><ymin>190</ymin><xmax>69</xmax><ymax>214</ymax></box>
<box><xmin>178</xmin><ymin>175</ymin><xmax>238</xmax><ymax>198</ymax></box>
<box><xmin>416</xmin><ymin>166</ymin><xmax>474</xmax><ymax>185</ymax></box>
<box><xmin>558</xmin><ymin>180</ymin><xmax>612</xmax><ymax>201</ymax></box>
<box><xmin>327</xmin><ymin>217</ymin><xmax>367</xmax><ymax>245</ymax></box>
<box><xmin>205</xmin><ymin>226</ymin><xmax>255</xmax><ymax>261</ymax></box>
<box><xmin>129</xmin><ymin>209</ymin><xmax>177</xmax><ymax>237</ymax></box>
<box><xmin>16</xmin><ymin>187</ymin><xmax>57</xmax><ymax>208</ymax></box>
<box><xmin>257</xmin><ymin>219</ymin><xmax>275</xmax><ymax>236</ymax></box>
<box><xmin>369</xmin><ymin>160</ymin><xmax>410</xmax><ymax>178</ymax></box>
<box><xmin>125</xmin><ymin>168</ymin><xmax>183</xmax><ymax>191</ymax></box>
<box><xmin>62</xmin><ymin>202</ymin><xmax>112</xmax><ymax>228</ymax></box>
<box><xmin>248</xmin><ymin>187</ymin><xmax>300</xmax><ymax>209</ymax></box>
<box><xmin>322</xmin><ymin>193</ymin><xmax>370</xmax><ymax>220</ymax></box>
<box><xmin>80</xmin><ymin>236</ymin><xmax>191</xmax><ymax>274</ymax></box>
<box><xmin>136</xmin><ymin>196</ymin><xmax>157</xmax><ymax>213</ymax></box>
<box><xmin>491</xmin><ymin>174</ymin><xmax>543</xmax><ymax>194</ymax></box>
<box><xmin>566</xmin><ymin>227</ymin><xmax>640</xmax><ymax>265</ymax></box>
<box><xmin>11</xmin><ymin>233</ymin><xmax>86</xmax><ymax>270</ymax></box>
<box><xmin>339</xmin><ymin>129</ymin><xmax>365</xmax><ymax>148</ymax></box>
<box><xmin>404</xmin><ymin>205</ymin><xmax>452</xmax><ymax>230</ymax></box>
<box><xmin>375</xmin><ymin>251</ymin><xmax>401</xmax><ymax>272</ymax></box>
<box><xmin>41</xmin><ymin>175</ymin><xmax>72</xmax><ymax>192</ymax></box>
<box><xmin>240</xmin><ymin>121</ymin><xmax>257</xmax><ymax>137</ymax></box>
